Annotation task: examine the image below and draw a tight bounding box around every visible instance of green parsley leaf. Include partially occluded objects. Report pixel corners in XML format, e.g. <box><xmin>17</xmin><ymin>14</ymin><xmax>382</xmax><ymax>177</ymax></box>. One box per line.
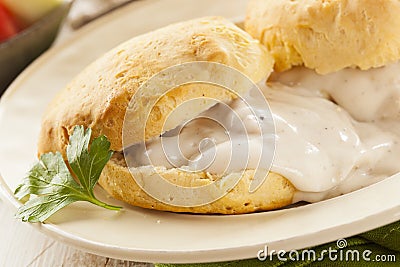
<box><xmin>14</xmin><ymin>125</ymin><xmax>122</xmax><ymax>222</ymax></box>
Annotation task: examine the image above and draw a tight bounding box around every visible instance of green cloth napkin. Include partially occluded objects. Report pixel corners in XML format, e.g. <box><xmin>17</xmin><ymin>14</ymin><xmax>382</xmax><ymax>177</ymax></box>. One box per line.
<box><xmin>156</xmin><ymin>220</ymin><xmax>400</xmax><ymax>267</ymax></box>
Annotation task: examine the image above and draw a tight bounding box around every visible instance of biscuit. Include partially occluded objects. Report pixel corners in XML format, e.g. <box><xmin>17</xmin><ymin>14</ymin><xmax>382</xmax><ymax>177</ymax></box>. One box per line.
<box><xmin>38</xmin><ymin>17</ymin><xmax>295</xmax><ymax>214</ymax></box>
<box><xmin>245</xmin><ymin>0</ymin><xmax>400</xmax><ymax>73</ymax></box>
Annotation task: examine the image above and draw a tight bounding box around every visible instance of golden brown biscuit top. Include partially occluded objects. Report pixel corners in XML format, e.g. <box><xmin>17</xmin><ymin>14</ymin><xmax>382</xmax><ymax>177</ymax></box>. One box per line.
<box><xmin>38</xmin><ymin>16</ymin><xmax>273</xmax><ymax>155</ymax></box>
<box><xmin>245</xmin><ymin>0</ymin><xmax>400</xmax><ymax>74</ymax></box>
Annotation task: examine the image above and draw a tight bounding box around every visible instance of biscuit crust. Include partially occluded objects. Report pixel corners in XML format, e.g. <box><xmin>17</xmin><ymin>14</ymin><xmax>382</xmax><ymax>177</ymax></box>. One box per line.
<box><xmin>38</xmin><ymin>16</ymin><xmax>273</xmax><ymax>155</ymax></box>
<box><xmin>99</xmin><ymin>155</ymin><xmax>295</xmax><ymax>214</ymax></box>
<box><xmin>245</xmin><ymin>0</ymin><xmax>400</xmax><ymax>74</ymax></box>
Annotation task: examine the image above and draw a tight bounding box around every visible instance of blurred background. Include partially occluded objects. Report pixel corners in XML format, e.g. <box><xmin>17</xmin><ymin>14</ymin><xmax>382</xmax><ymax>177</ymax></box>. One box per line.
<box><xmin>0</xmin><ymin>0</ymin><xmax>135</xmax><ymax>95</ymax></box>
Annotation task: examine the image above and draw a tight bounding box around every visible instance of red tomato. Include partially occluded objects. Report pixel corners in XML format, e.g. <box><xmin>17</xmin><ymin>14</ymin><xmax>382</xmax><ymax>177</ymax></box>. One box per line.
<box><xmin>0</xmin><ymin>3</ymin><xmax>19</xmax><ymax>42</ymax></box>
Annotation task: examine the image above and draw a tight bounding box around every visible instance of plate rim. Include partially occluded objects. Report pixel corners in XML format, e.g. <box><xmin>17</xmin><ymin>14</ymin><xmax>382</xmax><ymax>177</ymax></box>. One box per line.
<box><xmin>1</xmin><ymin>171</ymin><xmax>399</xmax><ymax>263</ymax></box>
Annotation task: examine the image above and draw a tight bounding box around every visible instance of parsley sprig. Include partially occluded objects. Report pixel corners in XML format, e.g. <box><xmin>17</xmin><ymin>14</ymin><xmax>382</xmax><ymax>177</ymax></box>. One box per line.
<box><xmin>14</xmin><ymin>126</ymin><xmax>122</xmax><ymax>222</ymax></box>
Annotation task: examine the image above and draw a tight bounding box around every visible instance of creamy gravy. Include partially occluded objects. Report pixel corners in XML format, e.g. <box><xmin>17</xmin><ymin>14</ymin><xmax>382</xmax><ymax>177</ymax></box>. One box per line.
<box><xmin>126</xmin><ymin>63</ymin><xmax>400</xmax><ymax>203</ymax></box>
<box><xmin>270</xmin><ymin>62</ymin><xmax>400</xmax><ymax>122</ymax></box>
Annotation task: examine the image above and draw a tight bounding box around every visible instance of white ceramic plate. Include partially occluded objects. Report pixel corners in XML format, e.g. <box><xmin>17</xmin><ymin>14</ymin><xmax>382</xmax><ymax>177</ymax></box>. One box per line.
<box><xmin>0</xmin><ymin>0</ymin><xmax>399</xmax><ymax>263</ymax></box>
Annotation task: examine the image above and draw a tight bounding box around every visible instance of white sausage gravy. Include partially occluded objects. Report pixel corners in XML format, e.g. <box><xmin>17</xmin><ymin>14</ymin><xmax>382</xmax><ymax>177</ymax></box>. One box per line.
<box><xmin>127</xmin><ymin>62</ymin><xmax>400</xmax><ymax>203</ymax></box>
